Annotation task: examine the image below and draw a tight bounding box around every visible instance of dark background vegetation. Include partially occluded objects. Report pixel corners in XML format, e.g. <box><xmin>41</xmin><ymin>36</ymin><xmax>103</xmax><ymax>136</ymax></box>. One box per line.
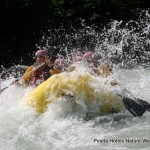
<box><xmin>0</xmin><ymin>0</ymin><xmax>149</xmax><ymax>67</ymax></box>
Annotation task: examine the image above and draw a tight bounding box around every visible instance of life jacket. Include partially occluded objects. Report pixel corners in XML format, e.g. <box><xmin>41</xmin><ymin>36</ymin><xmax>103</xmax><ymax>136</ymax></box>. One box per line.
<box><xmin>22</xmin><ymin>65</ymin><xmax>34</xmax><ymax>85</ymax></box>
<box><xmin>30</xmin><ymin>64</ymin><xmax>50</xmax><ymax>86</ymax></box>
<box><xmin>50</xmin><ymin>68</ymin><xmax>60</xmax><ymax>75</ymax></box>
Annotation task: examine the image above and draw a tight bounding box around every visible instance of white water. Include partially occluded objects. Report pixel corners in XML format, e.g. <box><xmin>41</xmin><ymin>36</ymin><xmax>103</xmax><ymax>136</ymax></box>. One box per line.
<box><xmin>0</xmin><ymin>68</ymin><xmax>150</xmax><ymax>150</ymax></box>
<box><xmin>1</xmin><ymin>11</ymin><xmax>150</xmax><ymax>150</ymax></box>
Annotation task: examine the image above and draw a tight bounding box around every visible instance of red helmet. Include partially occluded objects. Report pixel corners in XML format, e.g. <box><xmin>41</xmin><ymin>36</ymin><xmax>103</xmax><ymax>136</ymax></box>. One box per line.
<box><xmin>82</xmin><ymin>51</ymin><xmax>94</xmax><ymax>60</ymax></box>
<box><xmin>35</xmin><ymin>50</ymin><xmax>48</xmax><ymax>57</ymax></box>
<box><xmin>54</xmin><ymin>58</ymin><xmax>66</xmax><ymax>69</ymax></box>
<box><xmin>75</xmin><ymin>55</ymin><xmax>82</xmax><ymax>61</ymax></box>
<box><xmin>54</xmin><ymin>58</ymin><xmax>66</xmax><ymax>65</ymax></box>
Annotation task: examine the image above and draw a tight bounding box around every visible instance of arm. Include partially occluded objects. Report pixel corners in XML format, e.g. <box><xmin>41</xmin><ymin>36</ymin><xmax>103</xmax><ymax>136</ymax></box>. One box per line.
<box><xmin>45</xmin><ymin>57</ymin><xmax>53</xmax><ymax>67</ymax></box>
<box><xmin>99</xmin><ymin>63</ymin><xmax>112</xmax><ymax>77</ymax></box>
<box><xmin>12</xmin><ymin>65</ymin><xmax>33</xmax><ymax>86</ymax></box>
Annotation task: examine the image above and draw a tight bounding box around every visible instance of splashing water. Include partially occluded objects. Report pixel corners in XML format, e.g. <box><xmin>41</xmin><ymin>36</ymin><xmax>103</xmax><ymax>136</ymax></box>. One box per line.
<box><xmin>0</xmin><ymin>67</ymin><xmax>150</xmax><ymax>150</ymax></box>
<box><xmin>1</xmin><ymin>10</ymin><xmax>150</xmax><ymax>150</ymax></box>
<box><xmin>38</xmin><ymin>10</ymin><xmax>150</xmax><ymax>68</ymax></box>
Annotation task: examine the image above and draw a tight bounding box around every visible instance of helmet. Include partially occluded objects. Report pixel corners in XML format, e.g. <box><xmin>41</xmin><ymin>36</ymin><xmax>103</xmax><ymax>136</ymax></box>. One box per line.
<box><xmin>35</xmin><ymin>50</ymin><xmax>48</xmax><ymax>57</ymax></box>
<box><xmin>54</xmin><ymin>58</ymin><xmax>66</xmax><ymax>65</ymax></box>
<box><xmin>54</xmin><ymin>58</ymin><xmax>66</xmax><ymax>69</ymax></box>
<box><xmin>82</xmin><ymin>51</ymin><xmax>94</xmax><ymax>60</ymax></box>
<box><xmin>74</xmin><ymin>55</ymin><xmax>82</xmax><ymax>61</ymax></box>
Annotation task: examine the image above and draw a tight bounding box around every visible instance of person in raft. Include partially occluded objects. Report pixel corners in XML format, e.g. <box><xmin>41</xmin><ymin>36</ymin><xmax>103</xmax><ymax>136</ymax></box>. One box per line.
<box><xmin>82</xmin><ymin>51</ymin><xmax>112</xmax><ymax>77</ymax></box>
<box><xmin>82</xmin><ymin>51</ymin><xmax>119</xmax><ymax>86</ymax></box>
<box><xmin>66</xmin><ymin>51</ymin><xmax>112</xmax><ymax>77</ymax></box>
<box><xmin>14</xmin><ymin>49</ymin><xmax>53</xmax><ymax>86</ymax></box>
<box><xmin>50</xmin><ymin>57</ymin><xmax>67</xmax><ymax>75</ymax></box>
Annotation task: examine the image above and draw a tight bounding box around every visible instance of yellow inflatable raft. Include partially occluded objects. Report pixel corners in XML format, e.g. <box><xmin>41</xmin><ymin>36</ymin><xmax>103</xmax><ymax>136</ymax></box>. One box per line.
<box><xmin>24</xmin><ymin>71</ymin><xmax>125</xmax><ymax>114</ymax></box>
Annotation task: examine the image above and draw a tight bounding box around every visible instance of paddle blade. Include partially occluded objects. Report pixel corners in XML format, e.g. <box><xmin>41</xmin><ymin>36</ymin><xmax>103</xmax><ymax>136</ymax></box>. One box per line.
<box><xmin>117</xmin><ymin>93</ymin><xmax>150</xmax><ymax>117</ymax></box>
<box><xmin>137</xmin><ymin>98</ymin><xmax>150</xmax><ymax>112</ymax></box>
<box><xmin>122</xmin><ymin>96</ymin><xmax>146</xmax><ymax>117</ymax></box>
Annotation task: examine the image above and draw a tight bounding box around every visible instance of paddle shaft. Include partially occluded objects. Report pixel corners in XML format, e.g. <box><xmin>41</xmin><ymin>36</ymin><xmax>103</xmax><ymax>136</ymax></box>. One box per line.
<box><xmin>122</xmin><ymin>86</ymin><xmax>137</xmax><ymax>99</ymax></box>
<box><xmin>0</xmin><ymin>63</ymin><xmax>45</xmax><ymax>93</ymax></box>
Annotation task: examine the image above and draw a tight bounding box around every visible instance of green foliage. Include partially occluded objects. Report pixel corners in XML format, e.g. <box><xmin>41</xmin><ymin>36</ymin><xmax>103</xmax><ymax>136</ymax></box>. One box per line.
<box><xmin>51</xmin><ymin>0</ymin><xmax>64</xmax><ymax>5</ymax></box>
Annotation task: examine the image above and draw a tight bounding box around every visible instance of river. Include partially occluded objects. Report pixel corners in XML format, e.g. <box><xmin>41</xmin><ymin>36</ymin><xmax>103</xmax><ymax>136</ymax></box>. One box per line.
<box><xmin>0</xmin><ymin>67</ymin><xmax>150</xmax><ymax>150</ymax></box>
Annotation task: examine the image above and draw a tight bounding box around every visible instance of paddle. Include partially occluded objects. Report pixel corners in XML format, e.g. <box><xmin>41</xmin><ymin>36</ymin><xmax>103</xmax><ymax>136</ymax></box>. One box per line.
<box><xmin>0</xmin><ymin>63</ymin><xmax>45</xmax><ymax>94</ymax></box>
<box><xmin>117</xmin><ymin>88</ymin><xmax>150</xmax><ymax>117</ymax></box>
